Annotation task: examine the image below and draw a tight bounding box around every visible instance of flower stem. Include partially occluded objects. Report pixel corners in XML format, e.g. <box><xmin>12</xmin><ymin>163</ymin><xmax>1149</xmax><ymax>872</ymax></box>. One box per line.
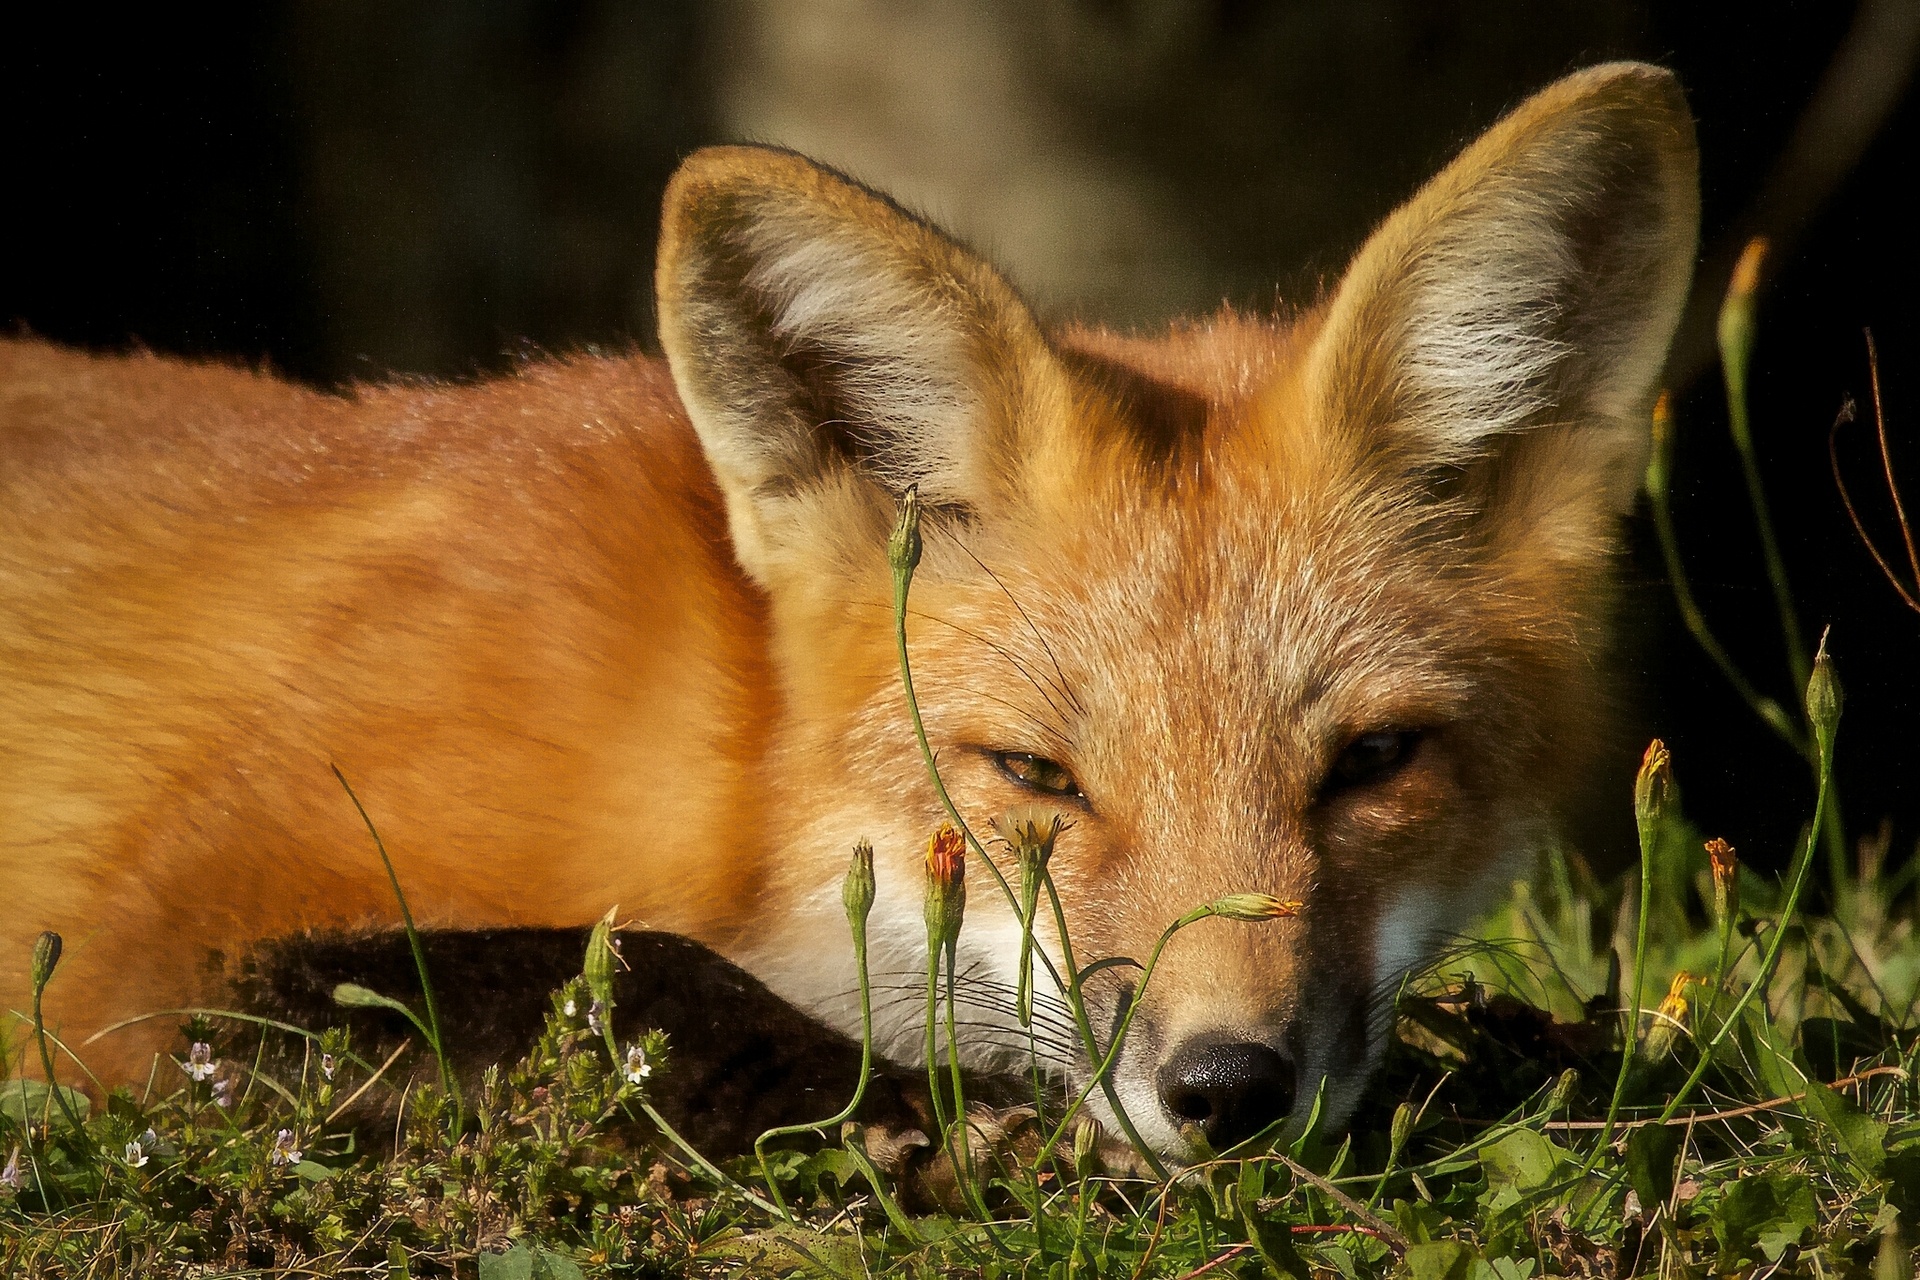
<box><xmin>332</xmin><ymin>764</ymin><xmax>463</xmax><ymax>1135</ymax></box>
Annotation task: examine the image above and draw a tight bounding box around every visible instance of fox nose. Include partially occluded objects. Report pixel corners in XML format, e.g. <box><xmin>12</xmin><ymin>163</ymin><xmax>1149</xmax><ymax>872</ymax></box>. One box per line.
<box><xmin>1157</xmin><ymin>1036</ymin><xmax>1295</xmax><ymax>1150</ymax></box>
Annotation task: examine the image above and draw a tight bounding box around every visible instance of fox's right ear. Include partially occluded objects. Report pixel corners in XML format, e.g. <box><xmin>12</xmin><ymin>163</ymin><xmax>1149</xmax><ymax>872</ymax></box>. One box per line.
<box><xmin>1305</xmin><ymin>62</ymin><xmax>1700</xmax><ymax>523</ymax></box>
<box><xmin>655</xmin><ymin>147</ymin><xmax>1063</xmax><ymax>589</ymax></box>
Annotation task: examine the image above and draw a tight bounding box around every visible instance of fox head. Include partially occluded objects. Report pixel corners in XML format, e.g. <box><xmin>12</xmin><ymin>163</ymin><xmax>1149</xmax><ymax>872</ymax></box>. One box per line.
<box><xmin>655</xmin><ymin>63</ymin><xmax>1698</xmax><ymax>1158</ymax></box>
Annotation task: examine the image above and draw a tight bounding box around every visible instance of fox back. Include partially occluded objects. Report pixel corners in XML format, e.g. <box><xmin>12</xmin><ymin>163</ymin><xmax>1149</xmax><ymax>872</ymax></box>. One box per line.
<box><xmin>1</xmin><ymin>63</ymin><xmax>1696</xmax><ymax>1156</ymax></box>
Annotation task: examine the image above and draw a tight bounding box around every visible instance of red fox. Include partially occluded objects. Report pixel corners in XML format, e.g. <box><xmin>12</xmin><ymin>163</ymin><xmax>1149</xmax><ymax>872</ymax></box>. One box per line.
<box><xmin>1</xmin><ymin>63</ymin><xmax>1696</xmax><ymax>1157</ymax></box>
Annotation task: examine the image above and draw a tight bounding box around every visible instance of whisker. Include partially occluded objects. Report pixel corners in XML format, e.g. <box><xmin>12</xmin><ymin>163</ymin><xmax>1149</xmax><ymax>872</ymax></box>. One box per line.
<box><xmin>864</xmin><ymin>982</ymin><xmax>1090</xmax><ymax>1043</ymax></box>
<box><xmin>906</xmin><ymin>607</ymin><xmax>1076</xmax><ymax>738</ymax></box>
<box><xmin>953</xmin><ymin>535</ymin><xmax>1084</xmax><ymax>716</ymax></box>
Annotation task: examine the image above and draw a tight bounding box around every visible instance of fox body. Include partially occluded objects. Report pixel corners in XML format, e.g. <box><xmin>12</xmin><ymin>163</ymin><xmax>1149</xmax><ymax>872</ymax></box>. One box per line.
<box><xmin>0</xmin><ymin>65</ymin><xmax>1697</xmax><ymax>1156</ymax></box>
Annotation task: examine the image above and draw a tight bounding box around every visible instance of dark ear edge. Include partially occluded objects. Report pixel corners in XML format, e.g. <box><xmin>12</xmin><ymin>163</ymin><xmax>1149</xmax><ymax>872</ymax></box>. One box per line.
<box><xmin>655</xmin><ymin>145</ymin><xmax>1059</xmax><ymax>585</ymax></box>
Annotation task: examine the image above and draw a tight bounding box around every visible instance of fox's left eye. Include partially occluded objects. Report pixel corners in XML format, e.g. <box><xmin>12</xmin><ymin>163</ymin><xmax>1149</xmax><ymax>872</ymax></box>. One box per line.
<box><xmin>1324</xmin><ymin>730</ymin><xmax>1422</xmax><ymax>794</ymax></box>
<box><xmin>993</xmin><ymin>751</ymin><xmax>1083</xmax><ymax>799</ymax></box>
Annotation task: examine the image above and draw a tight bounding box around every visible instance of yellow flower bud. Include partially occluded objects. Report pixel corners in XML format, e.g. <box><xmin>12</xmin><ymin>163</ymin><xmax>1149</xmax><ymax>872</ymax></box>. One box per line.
<box><xmin>923</xmin><ymin>822</ymin><xmax>966</xmax><ymax>951</ymax></box>
<box><xmin>1207</xmin><ymin>894</ymin><xmax>1302</xmax><ymax>922</ymax></box>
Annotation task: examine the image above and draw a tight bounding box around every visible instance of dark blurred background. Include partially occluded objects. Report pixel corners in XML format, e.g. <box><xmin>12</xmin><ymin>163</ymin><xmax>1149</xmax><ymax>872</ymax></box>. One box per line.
<box><xmin>5</xmin><ymin>1</ymin><xmax>1917</xmax><ymax>876</ymax></box>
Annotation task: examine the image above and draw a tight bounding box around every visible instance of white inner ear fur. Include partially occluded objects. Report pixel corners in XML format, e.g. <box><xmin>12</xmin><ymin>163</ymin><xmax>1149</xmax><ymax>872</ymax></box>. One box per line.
<box><xmin>1311</xmin><ymin>75</ymin><xmax>1697</xmax><ymax>479</ymax></box>
<box><xmin>1385</xmin><ymin>192</ymin><xmax>1580</xmax><ymax>465</ymax></box>
<box><xmin>735</xmin><ymin>213</ymin><xmax>984</xmax><ymax>505</ymax></box>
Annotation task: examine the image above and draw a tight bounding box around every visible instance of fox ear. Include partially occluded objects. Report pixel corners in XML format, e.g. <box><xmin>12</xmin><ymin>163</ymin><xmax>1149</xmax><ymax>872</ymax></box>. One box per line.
<box><xmin>655</xmin><ymin>146</ymin><xmax>1059</xmax><ymax>586</ymax></box>
<box><xmin>1308</xmin><ymin>62</ymin><xmax>1699</xmax><ymax>515</ymax></box>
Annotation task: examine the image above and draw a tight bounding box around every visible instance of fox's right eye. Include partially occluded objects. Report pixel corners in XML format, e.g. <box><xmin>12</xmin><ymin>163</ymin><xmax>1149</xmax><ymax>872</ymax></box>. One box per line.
<box><xmin>1322</xmin><ymin>729</ymin><xmax>1423</xmax><ymax>796</ymax></box>
<box><xmin>993</xmin><ymin>751</ymin><xmax>1083</xmax><ymax>799</ymax></box>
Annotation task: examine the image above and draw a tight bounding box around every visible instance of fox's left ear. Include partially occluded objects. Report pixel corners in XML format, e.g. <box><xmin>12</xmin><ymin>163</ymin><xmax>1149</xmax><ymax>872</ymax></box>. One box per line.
<box><xmin>1308</xmin><ymin>62</ymin><xmax>1699</xmax><ymax>519</ymax></box>
<box><xmin>654</xmin><ymin>146</ymin><xmax>1064</xmax><ymax>590</ymax></box>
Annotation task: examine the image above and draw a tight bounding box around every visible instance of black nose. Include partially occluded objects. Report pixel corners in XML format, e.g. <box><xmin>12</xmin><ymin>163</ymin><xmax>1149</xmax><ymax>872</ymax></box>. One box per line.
<box><xmin>1156</xmin><ymin>1036</ymin><xmax>1295</xmax><ymax>1150</ymax></box>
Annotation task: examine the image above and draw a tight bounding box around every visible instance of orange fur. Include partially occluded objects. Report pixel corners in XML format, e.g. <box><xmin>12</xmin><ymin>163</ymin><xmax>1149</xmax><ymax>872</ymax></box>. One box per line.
<box><xmin>2</xmin><ymin>64</ymin><xmax>1697</xmax><ymax>1155</ymax></box>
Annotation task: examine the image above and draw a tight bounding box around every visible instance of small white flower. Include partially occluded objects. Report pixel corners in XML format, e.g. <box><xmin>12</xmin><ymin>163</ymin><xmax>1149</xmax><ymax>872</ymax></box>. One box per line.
<box><xmin>269</xmin><ymin>1129</ymin><xmax>303</xmax><ymax>1167</ymax></box>
<box><xmin>563</xmin><ymin>996</ymin><xmax>578</xmax><ymax>1017</ymax></box>
<box><xmin>183</xmin><ymin>1041</ymin><xmax>217</xmax><ymax>1082</ymax></box>
<box><xmin>0</xmin><ymin>1147</ymin><xmax>22</xmax><ymax>1189</ymax></box>
<box><xmin>320</xmin><ymin>1053</ymin><xmax>336</xmax><ymax>1081</ymax></box>
<box><xmin>587</xmin><ymin>999</ymin><xmax>605</xmax><ymax>1036</ymax></box>
<box><xmin>623</xmin><ymin>1043</ymin><xmax>652</xmax><ymax>1085</ymax></box>
<box><xmin>124</xmin><ymin>1140</ymin><xmax>148</xmax><ymax>1168</ymax></box>
<box><xmin>211</xmin><ymin>1077</ymin><xmax>234</xmax><ymax>1109</ymax></box>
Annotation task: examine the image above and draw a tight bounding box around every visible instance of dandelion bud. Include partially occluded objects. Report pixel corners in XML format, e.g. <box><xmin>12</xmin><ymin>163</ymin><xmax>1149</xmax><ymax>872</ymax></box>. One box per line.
<box><xmin>923</xmin><ymin>823</ymin><xmax>967</xmax><ymax>953</ymax></box>
<box><xmin>1805</xmin><ymin>630</ymin><xmax>1842</xmax><ymax>755</ymax></box>
<box><xmin>1639</xmin><ymin>971</ymin><xmax>1693</xmax><ymax>1062</ymax></box>
<box><xmin>1633</xmin><ymin>740</ymin><xmax>1672</xmax><ymax>847</ymax></box>
<box><xmin>1644</xmin><ymin>391</ymin><xmax>1674</xmax><ymax>503</ymax></box>
<box><xmin>994</xmin><ymin>805</ymin><xmax>1063</xmax><ymax>880</ymax></box>
<box><xmin>584</xmin><ymin>906</ymin><xmax>619</xmax><ymax>1047</ymax></box>
<box><xmin>1389</xmin><ymin>1102</ymin><xmax>1415</xmax><ymax>1157</ymax></box>
<box><xmin>1706</xmin><ymin>837</ymin><xmax>1738</xmax><ymax>921</ymax></box>
<box><xmin>888</xmin><ymin>485</ymin><xmax>923</xmax><ymax>577</ymax></box>
<box><xmin>30</xmin><ymin>931</ymin><xmax>61</xmax><ymax>991</ymax></box>
<box><xmin>1717</xmin><ymin>238</ymin><xmax>1768</xmax><ymax>444</ymax></box>
<box><xmin>1207</xmin><ymin>894</ymin><xmax>1302</xmax><ymax>922</ymax></box>
<box><xmin>995</xmin><ymin>806</ymin><xmax>1064</xmax><ymax>1026</ymax></box>
<box><xmin>843</xmin><ymin>839</ymin><xmax>876</xmax><ymax>938</ymax></box>
<box><xmin>1546</xmin><ymin>1068</ymin><xmax>1579</xmax><ymax>1117</ymax></box>
<box><xmin>1072</xmin><ymin>1116</ymin><xmax>1099</xmax><ymax>1177</ymax></box>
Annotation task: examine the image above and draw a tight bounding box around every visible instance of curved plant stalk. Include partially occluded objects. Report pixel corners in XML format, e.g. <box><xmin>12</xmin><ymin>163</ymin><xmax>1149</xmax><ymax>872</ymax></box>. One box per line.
<box><xmin>1579</xmin><ymin>741</ymin><xmax>1671</xmax><ymax>1180</ymax></box>
<box><xmin>332</xmin><ymin>764</ymin><xmax>462</xmax><ymax>1134</ymax></box>
<box><xmin>1700</xmin><ymin>838</ymin><xmax>1742</xmax><ymax>1035</ymax></box>
<box><xmin>1715</xmin><ymin>242</ymin><xmax>1847</xmax><ymax>875</ymax></box>
<box><xmin>1645</xmin><ymin>395</ymin><xmax>1803</xmax><ymax>751</ymax></box>
<box><xmin>887</xmin><ymin>486</ymin><xmax>1168</xmax><ymax>1177</ymax></box>
<box><xmin>1655</xmin><ymin>632</ymin><xmax>1840</xmax><ymax>1127</ymax></box>
<box><xmin>29</xmin><ymin>932</ymin><xmax>87</xmax><ymax>1141</ymax></box>
<box><xmin>755</xmin><ymin>842</ymin><xmax>878</xmax><ymax>1223</ymax></box>
<box><xmin>1830</xmin><ymin>332</ymin><xmax>1920</xmax><ymax>615</ymax></box>
<box><xmin>1719</xmin><ymin>239</ymin><xmax>1810</xmax><ymax>697</ymax></box>
<box><xmin>1035</xmin><ymin>895</ymin><xmax>1299</xmax><ymax>1164</ymax></box>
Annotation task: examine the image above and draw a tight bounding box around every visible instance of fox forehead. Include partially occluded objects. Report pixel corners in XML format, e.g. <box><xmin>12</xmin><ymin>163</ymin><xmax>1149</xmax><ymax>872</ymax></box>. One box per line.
<box><xmin>924</xmin><ymin>315</ymin><xmax>1489</xmax><ymax>740</ymax></box>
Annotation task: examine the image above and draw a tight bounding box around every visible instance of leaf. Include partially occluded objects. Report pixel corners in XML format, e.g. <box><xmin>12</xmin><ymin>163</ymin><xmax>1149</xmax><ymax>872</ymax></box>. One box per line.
<box><xmin>529</xmin><ymin>1248</ymin><xmax>585</xmax><ymax>1280</ymax></box>
<box><xmin>1710</xmin><ymin>1173</ymin><xmax>1817</xmax><ymax>1266</ymax></box>
<box><xmin>1625</xmin><ymin>1124</ymin><xmax>1680</xmax><ymax>1211</ymax></box>
<box><xmin>1881</xmin><ymin>1150</ymin><xmax>1920</xmax><ymax>1221</ymax></box>
<box><xmin>476</xmin><ymin>1245</ymin><xmax>583</xmax><ymax>1280</ymax></box>
<box><xmin>293</xmin><ymin>1159</ymin><xmax>335</xmax><ymax>1182</ymax></box>
<box><xmin>1479</xmin><ymin>1130</ymin><xmax>1566</xmax><ymax>1197</ymax></box>
<box><xmin>1394</xmin><ymin>1198</ymin><xmax>1447</xmax><ymax>1245</ymax></box>
<box><xmin>1240</xmin><ymin>1161</ymin><xmax>1309</xmax><ymax>1279</ymax></box>
<box><xmin>478</xmin><ymin>1246</ymin><xmax>534</xmax><ymax>1280</ymax></box>
<box><xmin>0</xmin><ymin>1078</ymin><xmax>90</xmax><ymax>1125</ymax></box>
<box><xmin>1401</xmin><ymin>1240</ymin><xmax>1480</xmax><ymax>1280</ymax></box>
<box><xmin>1797</xmin><ymin>1078</ymin><xmax>1888</xmax><ymax>1175</ymax></box>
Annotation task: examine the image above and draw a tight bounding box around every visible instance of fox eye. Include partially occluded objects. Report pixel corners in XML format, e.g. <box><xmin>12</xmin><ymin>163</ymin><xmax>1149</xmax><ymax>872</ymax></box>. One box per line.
<box><xmin>993</xmin><ymin>751</ymin><xmax>1082</xmax><ymax>799</ymax></box>
<box><xmin>1324</xmin><ymin>730</ymin><xmax>1422</xmax><ymax>794</ymax></box>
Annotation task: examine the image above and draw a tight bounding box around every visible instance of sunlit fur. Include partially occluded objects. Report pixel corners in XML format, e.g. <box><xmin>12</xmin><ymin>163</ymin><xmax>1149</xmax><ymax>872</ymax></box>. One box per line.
<box><xmin>1</xmin><ymin>64</ymin><xmax>1696</xmax><ymax>1158</ymax></box>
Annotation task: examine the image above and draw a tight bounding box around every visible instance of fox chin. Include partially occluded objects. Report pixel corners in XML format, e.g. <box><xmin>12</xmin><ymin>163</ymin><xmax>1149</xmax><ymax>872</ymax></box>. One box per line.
<box><xmin>0</xmin><ymin>62</ymin><xmax>1696</xmax><ymax>1162</ymax></box>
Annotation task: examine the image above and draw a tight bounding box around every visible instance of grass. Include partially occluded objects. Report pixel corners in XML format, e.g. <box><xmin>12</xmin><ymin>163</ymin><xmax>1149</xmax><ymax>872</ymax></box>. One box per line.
<box><xmin>5</xmin><ymin>242</ymin><xmax>1918</xmax><ymax>1277</ymax></box>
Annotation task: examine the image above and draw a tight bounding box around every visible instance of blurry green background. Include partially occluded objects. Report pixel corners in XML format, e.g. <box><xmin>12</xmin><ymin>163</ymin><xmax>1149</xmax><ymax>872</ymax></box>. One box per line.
<box><xmin>5</xmin><ymin>1</ymin><xmax>1916</xmax><ymax>873</ymax></box>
